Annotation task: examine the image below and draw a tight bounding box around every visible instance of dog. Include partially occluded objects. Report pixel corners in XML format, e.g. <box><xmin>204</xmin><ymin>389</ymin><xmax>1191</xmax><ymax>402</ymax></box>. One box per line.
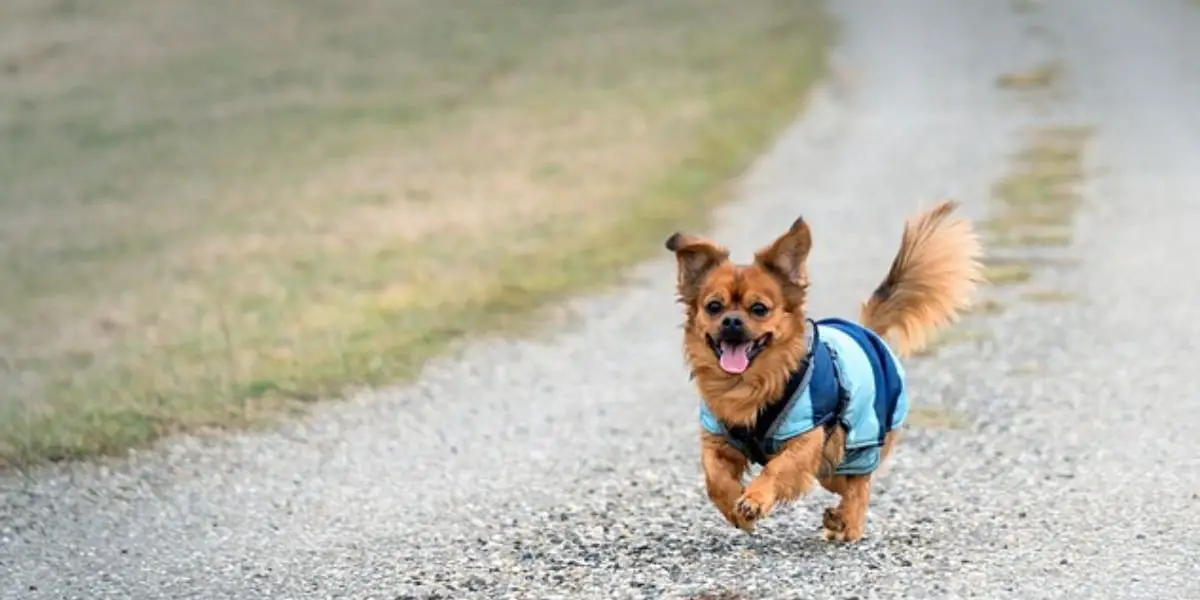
<box><xmin>665</xmin><ymin>200</ymin><xmax>983</xmax><ymax>542</ymax></box>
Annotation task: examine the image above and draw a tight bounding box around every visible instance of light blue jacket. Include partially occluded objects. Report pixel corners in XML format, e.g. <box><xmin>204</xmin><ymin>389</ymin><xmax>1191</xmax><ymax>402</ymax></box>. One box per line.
<box><xmin>699</xmin><ymin>318</ymin><xmax>909</xmax><ymax>476</ymax></box>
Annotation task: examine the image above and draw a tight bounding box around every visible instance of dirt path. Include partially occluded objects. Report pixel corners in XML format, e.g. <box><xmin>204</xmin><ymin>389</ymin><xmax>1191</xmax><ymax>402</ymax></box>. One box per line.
<box><xmin>4</xmin><ymin>0</ymin><xmax>1200</xmax><ymax>598</ymax></box>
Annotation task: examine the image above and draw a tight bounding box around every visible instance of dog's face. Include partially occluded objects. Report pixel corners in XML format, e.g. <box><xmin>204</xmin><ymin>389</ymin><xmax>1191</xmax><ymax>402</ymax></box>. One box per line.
<box><xmin>665</xmin><ymin>218</ymin><xmax>812</xmax><ymax>378</ymax></box>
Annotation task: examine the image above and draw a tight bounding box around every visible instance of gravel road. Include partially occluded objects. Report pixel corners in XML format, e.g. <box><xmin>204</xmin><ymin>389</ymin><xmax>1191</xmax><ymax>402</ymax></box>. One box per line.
<box><xmin>5</xmin><ymin>0</ymin><xmax>1200</xmax><ymax>598</ymax></box>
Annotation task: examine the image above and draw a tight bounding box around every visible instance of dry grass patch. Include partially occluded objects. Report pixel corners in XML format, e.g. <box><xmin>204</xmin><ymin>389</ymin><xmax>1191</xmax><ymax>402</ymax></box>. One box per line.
<box><xmin>964</xmin><ymin>299</ymin><xmax>1007</xmax><ymax>316</ymax></box>
<box><xmin>1021</xmin><ymin>290</ymin><xmax>1079</xmax><ymax>303</ymax></box>
<box><xmin>982</xmin><ymin>123</ymin><xmax>1093</xmax><ymax>272</ymax></box>
<box><xmin>989</xmin><ymin>229</ymin><xmax>1074</xmax><ymax>248</ymax></box>
<box><xmin>981</xmin><ymin>210</ymin><xmax>1072</xmax><ymax>231</ymax></box>
<box><xmin>993</xmin><ymin>126</ymin><xmax>1091</xmax><ymax>213</ymax></box>
<box><xmin>983</xmin><ymin>255</ymin><xmax>1081</xmax><ymax>270</ymax></box>
<box><xmin>983</xmin><ymin>264</ymin><xmax>1034</xmax><ymax>286</ymax></box>
<box><xmin>0</xmin><ymin>0</ymin><xmax>832</xmax><ymax>466</ymax></box>
<box><xmin>995</xmin><ymin>61</ymin><xmax>1062</xmax><ymax>90</ymax></box>
<box><xmin>905</xmin><ymin>405</ymin><xmax>969</xmax><ymax>430</ymax></box>
<box><xmin>968</xmin><ymin>123</ymin><xmax>1092</xmax><ymax>333</ymax></box>
<box><xmin>912</xmin><ymin>328</ymin><xmax>991</xmax><ymax>358</ymax></box>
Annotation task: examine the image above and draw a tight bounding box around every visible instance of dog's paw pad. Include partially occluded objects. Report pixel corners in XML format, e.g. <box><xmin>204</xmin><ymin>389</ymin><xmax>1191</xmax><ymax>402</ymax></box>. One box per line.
<box><xmin>821</xmin><ymin>527</ymin><xmax>845</xmax><ymax>542</ymax></box>
<box><xmin>822</xmin><ymin>506</ymin><xmax>845</xmax><ymax>533</ymax></box>
<box><xmin>734</xmin><ymin>497</ymin><xmax>764</xmax><ymax>522</ymax></box>
<box><xmin>729</xmin><ymin>515</ymin><xmax>756</xmax><ymax>533</ymax></box>
<box><xmin>820</xmin><ymin>526</ymin><xmax>864</xmax><ymax>543</ymax></box>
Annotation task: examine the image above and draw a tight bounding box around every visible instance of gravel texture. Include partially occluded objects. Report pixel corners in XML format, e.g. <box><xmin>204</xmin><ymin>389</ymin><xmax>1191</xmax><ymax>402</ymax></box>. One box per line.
<box><xmin>5</xmin><ymin>0</ymin><xmax>1200</xmax><ymax>598</ymax></box>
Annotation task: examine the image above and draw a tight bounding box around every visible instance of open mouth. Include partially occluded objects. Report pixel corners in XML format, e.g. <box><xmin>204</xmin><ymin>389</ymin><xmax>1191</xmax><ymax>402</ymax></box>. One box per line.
<box><xmin>707</xmin><ymin>333</ymin><xmax>772</xmax><ymax>375</ymax></box>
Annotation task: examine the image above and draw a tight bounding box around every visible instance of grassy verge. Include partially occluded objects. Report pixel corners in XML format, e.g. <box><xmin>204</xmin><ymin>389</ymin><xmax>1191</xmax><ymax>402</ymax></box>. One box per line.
<box><xmin>0</xmin><ymin>0</ymin><xmax>833</xmax><ymax>467</ymax></box>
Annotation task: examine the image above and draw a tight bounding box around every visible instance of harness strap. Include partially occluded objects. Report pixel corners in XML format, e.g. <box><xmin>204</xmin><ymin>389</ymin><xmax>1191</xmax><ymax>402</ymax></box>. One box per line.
<box><xmin>723</xmin><ymin>321</ymin><xmax>838</xmax><ymax>466</ymax></box>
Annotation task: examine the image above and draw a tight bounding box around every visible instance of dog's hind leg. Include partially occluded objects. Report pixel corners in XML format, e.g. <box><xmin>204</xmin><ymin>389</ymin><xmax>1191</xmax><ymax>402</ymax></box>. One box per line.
<box><xmin>818</xmin><ymin>474</ymin><xmax>872</xmax><ymax>542</ymax></box>
<box><xmin>817</xmin><ymin>431</ymin><xmax>900</xmax><ymax>542</ymax></box>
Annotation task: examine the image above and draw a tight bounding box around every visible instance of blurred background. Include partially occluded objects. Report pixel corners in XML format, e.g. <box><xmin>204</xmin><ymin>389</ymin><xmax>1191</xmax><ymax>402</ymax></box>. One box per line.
<box><xmin>0</xmin><ymin>0</ymin><xmax>829</xmax><ymax>466</ymax></box>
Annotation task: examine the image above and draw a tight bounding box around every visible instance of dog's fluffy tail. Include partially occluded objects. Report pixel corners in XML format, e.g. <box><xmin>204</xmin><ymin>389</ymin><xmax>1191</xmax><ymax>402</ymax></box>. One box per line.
<box><xmin>859</xmin><ymin>200</ymin><xmax>984</xmax><ymax>358</ymax></box>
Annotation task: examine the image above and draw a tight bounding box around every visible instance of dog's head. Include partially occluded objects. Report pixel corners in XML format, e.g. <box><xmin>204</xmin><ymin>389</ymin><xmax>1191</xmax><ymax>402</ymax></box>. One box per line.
<box><xmin>665</xmin><ymin>217</ymin><xmax>812</xmax><ymax>379</ymax></box>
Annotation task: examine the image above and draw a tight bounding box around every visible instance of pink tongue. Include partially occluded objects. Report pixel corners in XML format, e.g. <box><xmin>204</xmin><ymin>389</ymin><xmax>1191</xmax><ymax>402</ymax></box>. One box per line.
<box><xmin>718</xmin><ymin>342</ymin><xmax>752</xmax><ymax>374</ymax></box>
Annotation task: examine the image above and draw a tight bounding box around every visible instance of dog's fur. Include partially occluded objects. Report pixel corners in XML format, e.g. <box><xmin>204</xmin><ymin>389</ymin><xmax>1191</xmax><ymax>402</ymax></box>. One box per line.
<box><xmin>665</xmin><ymin>200</ymin><xmax>983</xmax><ymax>541</ymax></box>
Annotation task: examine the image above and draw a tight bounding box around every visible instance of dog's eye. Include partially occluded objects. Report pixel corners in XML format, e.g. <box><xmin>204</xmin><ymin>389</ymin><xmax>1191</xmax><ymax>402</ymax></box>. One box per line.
<box><xmin>704</xmin><ymin>300</ymin><xmax>723</xmax><ymax>315</ymax></box>
<box><xmin>749</xmin><ymin>302</ymin><xmax>770</xmax><ymax>318</ymax></box>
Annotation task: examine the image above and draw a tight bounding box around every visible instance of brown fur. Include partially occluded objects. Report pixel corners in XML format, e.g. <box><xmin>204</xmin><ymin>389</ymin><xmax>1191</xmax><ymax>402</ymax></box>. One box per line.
<box><xmin>859</xmin><ymin>200</ymin><xmax>985</xmax><ymax>357</ymax></box>
<box><xmin>667</xmin><ymin>200</ymin><xmax>983</xmax><ymax>541</ymax></box>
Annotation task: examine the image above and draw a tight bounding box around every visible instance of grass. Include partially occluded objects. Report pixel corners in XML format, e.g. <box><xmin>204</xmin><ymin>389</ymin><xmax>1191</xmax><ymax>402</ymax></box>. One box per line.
<box><xmin>905</xmin><ymin>405</ymin><xmax>969</xmax><ymax>430</ymax></box>
<box><xmin>912</xmin><ymin>328</ymin><xmax>991</xmax><ymax>358</ymax></box>
<box><xmin>0</xmin><ymin>0</ymin><xmax>833</xmax><ymax>467</ymax></box>
<box><xmin>983</xmin><ymin>255</ymin><xmax>1081</xmax><ymax>269</ymax></box>
<box><xmin>983</xmin><ymin>264</ymin><xmax>1034</xmax><ymax>286</ymax></box>
<box><xmin>918</xmin><ymin>124</ymin><xmax>1092</xmax><ymax>358</ymax></box>
<box><xmin>964</xmin><ymin>299</ymin><xmax>1007</xmax><ymax>316</ymax></box>
<box><xmin>978</xmin><ymin>123</ymin><xmax>1093</xmax><ymax>292</ymax></box>
<box><xmin>1020</xmin><ymin>290</ymin><xmax>1079</xmax><ymax>303</ymax></box>
<box><xmin>995</xmin><ymin>61</ymin><xmax>1062</xmax><ymax>90</ymax></box>
<box><xmin>992</xmin><ymin>129</ymin><xmax>1090</xmax><ymax>218</ymax></box>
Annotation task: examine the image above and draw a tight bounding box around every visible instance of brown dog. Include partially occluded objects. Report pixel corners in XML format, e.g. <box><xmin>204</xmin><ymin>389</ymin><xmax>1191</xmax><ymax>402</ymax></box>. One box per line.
<box><xmin>665</xmin><ymin>200</ymin><xmax>983</xmax><ymax>542</ymax></box>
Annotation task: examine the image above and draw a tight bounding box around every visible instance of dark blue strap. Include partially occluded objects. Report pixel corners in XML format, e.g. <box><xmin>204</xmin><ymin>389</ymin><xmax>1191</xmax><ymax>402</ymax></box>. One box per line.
<box><xmin>805</xmin><ymin>333</ymin><xmax>842</xmax><ymax>433</ymax></box>
<box><xmin>724</xmin><ymin>321</ymin><xmax>840</xmax><ymax>465</ymax></box>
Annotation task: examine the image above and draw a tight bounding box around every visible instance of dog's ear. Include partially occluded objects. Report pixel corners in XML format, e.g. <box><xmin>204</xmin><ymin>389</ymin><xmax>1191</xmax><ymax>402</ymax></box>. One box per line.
<box><xmin>664</xmin><ymin>232</ymin><xmax>729</xmax><ymax>302</ymax></box>
<box><xmin>754</xmin><ymin>216</ymin><xmax>812</xmax><ymax>284</ymax></box>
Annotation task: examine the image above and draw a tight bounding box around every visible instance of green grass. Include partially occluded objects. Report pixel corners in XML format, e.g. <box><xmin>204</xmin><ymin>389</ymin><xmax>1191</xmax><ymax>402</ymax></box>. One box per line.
<box><xmin>0</xmin><ymin>0</ymin><xmax>834</xmax><ymax>467</ymax></box>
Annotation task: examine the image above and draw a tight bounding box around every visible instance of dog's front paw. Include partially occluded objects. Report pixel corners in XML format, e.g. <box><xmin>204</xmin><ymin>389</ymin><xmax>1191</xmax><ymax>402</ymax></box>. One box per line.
<box><xmin>719</xmin><ymin>506</ymin><xmax>756</xmax><ymax>532</ymax></box>
<box><xmin>734</xmin><ymin>485</ymin><xmax>776</xmax><ymax>527</ymax></box>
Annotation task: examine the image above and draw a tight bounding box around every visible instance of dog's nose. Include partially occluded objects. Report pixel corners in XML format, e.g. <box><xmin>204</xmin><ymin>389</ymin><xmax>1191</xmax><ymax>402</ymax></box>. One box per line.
<box><xmin>715</xmin><ymin>319</ymin><xmax>744</xmax><ymax>343</ymax></box>
<box><xmin>719</xmin><ymin>315</ymin><xmax>746</xmax><ymax>341</ymax></box>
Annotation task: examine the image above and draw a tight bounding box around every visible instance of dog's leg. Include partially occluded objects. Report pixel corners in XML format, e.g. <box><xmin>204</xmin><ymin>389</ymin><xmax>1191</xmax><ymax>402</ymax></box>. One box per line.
<box><xmin>818</xmin><ymin>431</ymin><xmax>900</xmax><ymax>542</ymax></box>
<box><xmin>733</xmin><ymin>428</ymin><xmax>825</xmax><ymax>525</ymax></box>
<box><xmin>818</xmin><ymin>472</ymin><xmax>848</xmax><ymax>537</ymax></box>
<box><xmin>700</xmin><ymin>433</ymin><xmax>752</xmax><ymax>530</ymax></box>
<box><xmin>818</xmin><ymin>474</ymin><xmax>871</xmax><ymax>542</ymax></box>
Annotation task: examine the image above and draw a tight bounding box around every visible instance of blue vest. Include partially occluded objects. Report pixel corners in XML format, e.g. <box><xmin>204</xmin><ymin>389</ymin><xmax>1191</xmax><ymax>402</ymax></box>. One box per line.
<box><xmin>698</xmin><ymin>318</ymin><xmax>909</xmax><ymax>476</ymax></box>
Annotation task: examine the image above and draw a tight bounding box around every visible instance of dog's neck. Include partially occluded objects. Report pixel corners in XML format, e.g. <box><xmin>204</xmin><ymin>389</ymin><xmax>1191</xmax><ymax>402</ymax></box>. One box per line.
<box><xmin>688</xmin><ymin>325</ymin><xmax>809</xmax><ymax>428</ymax></box>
